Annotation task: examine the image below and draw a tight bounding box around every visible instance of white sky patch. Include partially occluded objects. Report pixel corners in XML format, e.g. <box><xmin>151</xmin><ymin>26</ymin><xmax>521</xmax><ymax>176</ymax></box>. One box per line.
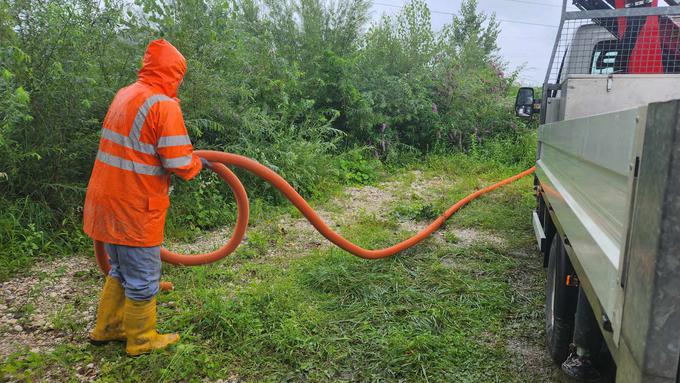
<box><xmin>369</xmin><ymin>0</ymin><xmax>580</xmax><ymax>85</ymax></box>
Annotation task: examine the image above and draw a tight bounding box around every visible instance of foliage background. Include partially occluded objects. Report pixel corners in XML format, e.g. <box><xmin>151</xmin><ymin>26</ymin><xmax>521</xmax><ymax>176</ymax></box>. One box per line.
<box><xmin>0</xmin><ymin>0</ymin><xmax>534</xmax><ymax>278</ymax></box>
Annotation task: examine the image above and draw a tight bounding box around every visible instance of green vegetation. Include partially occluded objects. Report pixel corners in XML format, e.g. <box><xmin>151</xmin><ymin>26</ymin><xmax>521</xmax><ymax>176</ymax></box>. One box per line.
<box><xmin>0</xmin><ymin>0</ymin><xmax>545</xmax><ymax>380</ymax></box>
<box><xmin>0</xmin><ymin>0</ymin><xmax>534</xmax><ymax>279</ymax></box>
<box><xmin>1</xmin><ymin>153</ymin><xmax>550</xmax><ymax>382</ymax></box>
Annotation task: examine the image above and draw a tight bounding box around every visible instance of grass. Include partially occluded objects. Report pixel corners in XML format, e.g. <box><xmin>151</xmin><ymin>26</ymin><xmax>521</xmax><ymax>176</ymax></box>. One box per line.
<box><xmin>0</xmin><ymin>200</ymin><xmax>91</xmax><ymax>282</ymax></box>
<box><xmin>0</xmin><ymin>153</ymin><xmax>551</xmax><ymax>382</ymax></box>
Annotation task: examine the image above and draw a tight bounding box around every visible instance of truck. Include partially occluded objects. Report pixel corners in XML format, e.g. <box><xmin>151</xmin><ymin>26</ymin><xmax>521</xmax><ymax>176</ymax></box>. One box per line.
<box><xmin>515</xmin><ymin>1</ymin><xmax>680</xmax><ymax>382</ymax></box>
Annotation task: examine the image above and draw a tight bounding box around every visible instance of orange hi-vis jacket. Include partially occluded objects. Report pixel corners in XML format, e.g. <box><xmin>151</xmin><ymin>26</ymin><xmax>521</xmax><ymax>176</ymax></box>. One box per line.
<box><xmin>83</xmin><ymin>39</ymin><xmax>202</xmax><ymax>247</ymax></box>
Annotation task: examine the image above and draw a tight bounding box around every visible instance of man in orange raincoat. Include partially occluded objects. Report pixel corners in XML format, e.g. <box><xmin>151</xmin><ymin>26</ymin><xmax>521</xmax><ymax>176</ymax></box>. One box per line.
<box><xmin>83</xmin><ymin>39</ymin><xmax>210</xmax><ymax>356</ymax></box>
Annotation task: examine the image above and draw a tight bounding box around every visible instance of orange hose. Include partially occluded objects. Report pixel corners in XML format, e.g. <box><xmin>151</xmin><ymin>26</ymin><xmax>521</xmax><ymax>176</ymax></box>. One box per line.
<box><xmin>94</xmin><ymin>150</ymin><xmax>535</xmax><ymax>276</ymax></box>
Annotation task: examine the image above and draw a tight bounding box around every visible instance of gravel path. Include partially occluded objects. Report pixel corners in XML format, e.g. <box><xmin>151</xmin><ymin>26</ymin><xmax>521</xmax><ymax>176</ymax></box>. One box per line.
<box><xmin>0</xmin><ymin>255</ymin><xmax>99</xmax><ymax>359</ymax></box>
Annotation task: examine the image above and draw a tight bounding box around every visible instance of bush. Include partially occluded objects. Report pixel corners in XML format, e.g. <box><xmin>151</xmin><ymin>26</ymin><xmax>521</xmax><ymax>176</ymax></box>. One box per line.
<box><xmin>335</xmin><ymin>148</ymin><xmax>382</xmax><ymax>185</ymax></box>
<box><xmin>0</xmin><ymin>0</ymin><xmax>535</xmax><ymax>274</ymax></box>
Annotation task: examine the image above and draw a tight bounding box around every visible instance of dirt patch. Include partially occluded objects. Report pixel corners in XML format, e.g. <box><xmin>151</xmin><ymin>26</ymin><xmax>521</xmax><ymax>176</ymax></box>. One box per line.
<box><xmin>398</xmin><ymin>219</ymin><xmax>428</xmax><ymax>233</ymax></box>
<box><xmin>337</xmin><ymin>184</ymin><xmax>397</xmax><ymax>220</ymax></box>
<box><xmin>332</xmin><ymin>170</ymin><xmax>444</xmax><ymax>221</ymax></box>
<box><xmin>166</xmin><ymin>225</ymin><xmax>241</xmax><ymax>255</ymax></box>
<box><xmin>409</xmin><ymin>172</ymin><xmax>451</xmax><ymax>200</ymax></box>
<box><xmin>213</xmin><ymin>376</ymin><xmax>242</xmax><ymax>383</ymax></box>
<box><xmin>448</xmin><ymin>227</ymin><xmax>505</xmax><ymax>248</ymax></box>
<box><xmin>0</xmin><ymin>255</ymin><xmax>99</xmax><ymax>360</ymax></box>
<box><xmin>269</xmin><ymin>212</ymin><xmax>336</xmax><ymax>257</ymax></box>
<box><xmin>506</xmin><ymin>337</ymin><xmax>566</xmax><ymax>382</ymax></box>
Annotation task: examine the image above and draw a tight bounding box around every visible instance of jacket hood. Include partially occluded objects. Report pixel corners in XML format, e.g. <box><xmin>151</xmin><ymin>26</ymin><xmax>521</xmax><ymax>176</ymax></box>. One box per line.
<box><xmin>137</xmin><ymin>39</ymin><xmax>187</xmax><ymax>98</ymax></box>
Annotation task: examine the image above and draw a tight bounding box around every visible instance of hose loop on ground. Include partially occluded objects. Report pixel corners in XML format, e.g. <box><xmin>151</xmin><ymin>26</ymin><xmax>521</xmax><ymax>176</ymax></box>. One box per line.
<box><xmin>94</xmin><ymin>150</ymin><xmax>536</xmax><ymax>283</ymax></box>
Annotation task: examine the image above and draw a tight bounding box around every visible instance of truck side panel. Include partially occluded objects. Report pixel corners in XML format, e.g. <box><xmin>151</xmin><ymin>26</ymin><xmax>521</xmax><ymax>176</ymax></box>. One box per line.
<box><xmin>537</xmin><ymin>108</ymin><xmax>641</xmax><ymax>337</ymax></box>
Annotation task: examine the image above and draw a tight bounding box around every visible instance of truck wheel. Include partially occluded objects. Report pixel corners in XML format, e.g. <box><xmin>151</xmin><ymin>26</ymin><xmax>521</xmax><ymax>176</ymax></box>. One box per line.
<box><xmin>545</xmin><ymin>232</ymin><xmax>578</xmax><ymax>364</ymax></box>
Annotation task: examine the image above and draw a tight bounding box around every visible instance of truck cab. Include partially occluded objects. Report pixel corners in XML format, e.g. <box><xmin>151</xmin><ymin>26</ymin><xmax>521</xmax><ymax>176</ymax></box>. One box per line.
<box><xmin>515</xmin><ymin>3</ymin><xmax>680</xmax><ymax>382</ymax></box>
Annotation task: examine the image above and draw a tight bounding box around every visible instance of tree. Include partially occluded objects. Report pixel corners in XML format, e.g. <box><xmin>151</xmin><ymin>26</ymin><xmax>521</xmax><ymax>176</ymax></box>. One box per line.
<box><xmin>445</xmin><ymin>0</ymin><xmax>500</xmax><ymax>64</ymax></box>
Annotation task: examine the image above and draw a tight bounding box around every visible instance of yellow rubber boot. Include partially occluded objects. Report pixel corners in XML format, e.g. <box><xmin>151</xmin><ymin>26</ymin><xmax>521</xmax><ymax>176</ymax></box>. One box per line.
<box><xmin>123</xmin><ymin>297</ymin><xmax>179</xmax><ymax>356</ymax></box>
<box><xmin>89</xmin><ymin>276</ymin><xmax>127</xmax><ymax>344</ymax></box>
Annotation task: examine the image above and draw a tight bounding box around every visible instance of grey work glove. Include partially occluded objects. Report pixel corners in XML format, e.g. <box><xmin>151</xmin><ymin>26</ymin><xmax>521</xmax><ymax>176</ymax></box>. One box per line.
<box><xmin>200</xmin><ymin>157</ymin><xmax>213</xmax><ymax>171</ymax></box>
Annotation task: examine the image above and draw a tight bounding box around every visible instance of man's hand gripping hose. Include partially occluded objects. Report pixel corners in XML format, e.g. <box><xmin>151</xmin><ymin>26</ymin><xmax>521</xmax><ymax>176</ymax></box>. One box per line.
<box><xmin>93</xmin><ymin>150</ymin><xmax>536</xmax><ymax>290</ymax></box>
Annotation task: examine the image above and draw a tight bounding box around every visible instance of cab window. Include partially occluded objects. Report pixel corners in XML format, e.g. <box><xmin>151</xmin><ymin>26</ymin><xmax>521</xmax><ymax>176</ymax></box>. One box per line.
<box><xmin>591</xmin><ymin>40</ymin><xmax>618</xmax><ymax>74</ymax></box>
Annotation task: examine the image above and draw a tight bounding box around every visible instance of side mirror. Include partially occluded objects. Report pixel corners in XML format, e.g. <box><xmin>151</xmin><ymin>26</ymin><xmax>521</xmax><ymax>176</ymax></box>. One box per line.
<box><xmin>515</xmin><ymin>87</ymin><xmax>536</xmax><ymax>119</ymax></box>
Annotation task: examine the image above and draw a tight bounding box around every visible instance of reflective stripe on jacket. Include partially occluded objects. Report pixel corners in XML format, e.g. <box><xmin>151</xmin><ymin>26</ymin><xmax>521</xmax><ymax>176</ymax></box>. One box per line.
<box><xmin>83</xmin><ymin>39</ymin><xmax>202</xmax><ymax>247</ymax></box>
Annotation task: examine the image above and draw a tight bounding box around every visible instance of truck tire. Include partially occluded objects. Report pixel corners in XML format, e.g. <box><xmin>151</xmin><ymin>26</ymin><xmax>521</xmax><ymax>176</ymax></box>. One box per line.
<box><xmin>545</xmin><ymin>232</ymin><xmax>578</xmax><ymax>364</ymax></box>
